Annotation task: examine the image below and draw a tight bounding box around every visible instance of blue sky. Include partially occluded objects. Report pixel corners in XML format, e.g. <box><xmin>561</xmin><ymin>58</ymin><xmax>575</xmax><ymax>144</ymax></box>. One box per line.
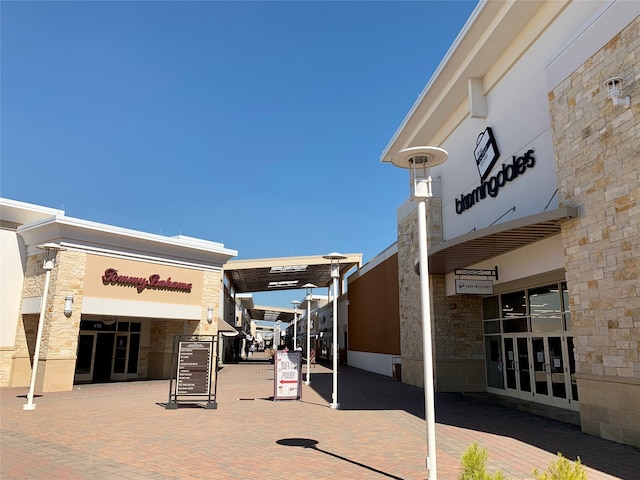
<box><xmin>2</xmin><ymin>0</ymin><xmax>477</xmax><ymax>308</ymax></box>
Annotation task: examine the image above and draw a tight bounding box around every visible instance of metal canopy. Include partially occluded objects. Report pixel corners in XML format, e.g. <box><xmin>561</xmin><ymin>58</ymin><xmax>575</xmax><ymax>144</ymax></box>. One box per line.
<box><xmin>247</xmin><ymin>306</ymin><xmax>296</xmax><ymax>323</ymax></box>
<box><xmin>224</xmin><ymin>254</ymin><xmax>362</xmax><ymax>294</ymax></box>
<box><xmin>427</xmin><ymin>206</ymin><xmax>578</xmax><ymax>274</ymax></box>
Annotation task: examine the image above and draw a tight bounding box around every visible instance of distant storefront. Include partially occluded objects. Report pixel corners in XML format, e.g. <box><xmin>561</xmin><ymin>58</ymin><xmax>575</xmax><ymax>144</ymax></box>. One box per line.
<box><xmin>1</xmin><ymin>198</ymin><xmax>237</xmax><ymax>392</ymax></box>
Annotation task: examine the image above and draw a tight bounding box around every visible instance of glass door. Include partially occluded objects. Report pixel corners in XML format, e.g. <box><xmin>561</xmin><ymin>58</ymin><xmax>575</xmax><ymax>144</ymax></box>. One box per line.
<box><xmin>111</xmin><ymin>334</ymin><xmax>129</xmax><ymax>381</ymax></box>
<box><xmin>74</xmin><ymin>333</ymin><xmax>96</xmax><ymax>383</ymax></box>
<box><xmin>530</xmin><ymin>335</ymin><xmax>578</xmax><ymax>410</ymax></box>
<box><xmin>502</xmin><ymin>335</ymin><xmax>534</xmax><ymax>401</ymax></box>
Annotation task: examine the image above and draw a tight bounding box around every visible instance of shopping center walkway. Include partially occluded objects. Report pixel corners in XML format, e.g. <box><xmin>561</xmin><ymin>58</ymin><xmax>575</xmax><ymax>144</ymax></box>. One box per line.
<box><xmin>2</xmin><ymin>360</ymin><xmax>638</xmax><ymax>480</ymax></box>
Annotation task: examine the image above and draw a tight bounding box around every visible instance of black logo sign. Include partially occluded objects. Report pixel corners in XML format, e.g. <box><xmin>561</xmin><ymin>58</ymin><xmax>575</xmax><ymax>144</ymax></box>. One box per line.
<box><xmin>456</xmin><ymin>150</ymin><xmax>535</xmax><ymax>214</ymax></box>
<box><xmin>474</xmin><ymin>127</ymin><xmax>500</xmax><ymax>180</ymax></box>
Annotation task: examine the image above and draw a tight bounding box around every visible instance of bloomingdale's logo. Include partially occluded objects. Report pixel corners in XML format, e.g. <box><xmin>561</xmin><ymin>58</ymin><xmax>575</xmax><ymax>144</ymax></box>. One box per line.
<box><xmin>101</xmin><ymin>268</ymin><xmax>193</xmax><ymax>293</ymax></box>
<box><xmin>456</xmin><ymin>149</ymin><xmax>535</xmax><ymax>215</ymax></box>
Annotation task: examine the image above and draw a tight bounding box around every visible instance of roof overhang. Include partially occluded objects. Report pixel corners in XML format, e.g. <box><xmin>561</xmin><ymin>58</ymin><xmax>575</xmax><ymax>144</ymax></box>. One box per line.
<box><xmin>224</xmin><ymin>254</ymin><xmax>362</xmax><ymax>293</ymax></box>
<box><xmin>16</xmin><ymin>215</ymin><xmax>237</xmax><ymax>269</ymax></box>
<box><xmin>217</xmin><ymin>318</ymin><xmax>239</xmax><ymax>336</ymax></box>
<box><xmin>427</xmin><ymin>206</ymin><xmax>578</xmax><ymax>274</ymax></box>
<box><xmin>380</xmin><ymin>0</ymin><xmax>565</xmax><ymax>160</ymax></box>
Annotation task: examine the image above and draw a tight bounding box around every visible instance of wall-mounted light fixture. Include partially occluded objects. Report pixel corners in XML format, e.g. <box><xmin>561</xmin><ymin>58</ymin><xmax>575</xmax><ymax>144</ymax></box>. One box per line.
<box><xmin>64</xmin><ymin>295</ymin><xmax>74</xmax><ymax>316</ymax></box>
<box><xmin>604</xmin><ymin>77</ymin><xmax>630</xmax><ymax>106</ymax></box>
<box><xmin>207</xmin><ymin>306</ymin><xmax>214</xmax><ymax>324</ymax></box>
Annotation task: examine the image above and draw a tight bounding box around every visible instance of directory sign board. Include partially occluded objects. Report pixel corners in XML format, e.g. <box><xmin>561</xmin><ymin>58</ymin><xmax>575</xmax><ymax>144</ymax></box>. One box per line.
<box><xmin>273</xmin><ymin>351</ymin><xmax>302</xmax><ymax>400</ymax></box>
<box><xmin>177</xmin><ymin>340</ymin><xmax>212</xmax><ymax>395</ymax></box>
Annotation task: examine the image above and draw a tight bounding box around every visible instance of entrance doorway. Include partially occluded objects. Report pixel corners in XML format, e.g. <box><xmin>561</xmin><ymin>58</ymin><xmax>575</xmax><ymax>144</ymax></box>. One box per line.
<box><xmin>503</xmin><ymin>335</ymin><xmax>533</xmax><ymax>402</ymax></box>
<box><xmin>482</xmin><ymin>282</ymin><xmax>578</xmax><ymax>411</ymax></box>
<box><xmin>74</xmin><ymin>320</ymin><xmax>141</xmax><ymax>384</ymax></box>
<box><xmin>502</xmin><ymin>334</ymin><xmax>578</xmax><ymax>410</ymax></box>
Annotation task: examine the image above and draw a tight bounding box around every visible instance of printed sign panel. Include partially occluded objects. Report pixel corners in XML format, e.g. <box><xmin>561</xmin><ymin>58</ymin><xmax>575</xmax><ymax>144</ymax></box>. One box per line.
<box><xmin>455</xmin><ymin>279</ymin><xmax>494</xmax><ymax>295</ymax></box>
<box><xmin>177</xmin><ymin>341</ymin><xmax>212</xmax><ymax>395</ymax></box>
<box><xmin>274</xmin><ymin>351</ymin><xmax>302</xmax><ymax>400</ymax></box>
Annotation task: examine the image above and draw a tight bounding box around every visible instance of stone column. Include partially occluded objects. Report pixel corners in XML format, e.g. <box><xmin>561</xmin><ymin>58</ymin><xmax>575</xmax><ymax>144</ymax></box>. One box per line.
<box><xmin>548</xmin><ymin>17</ymin><xmax>640</xmax><ymax>447</ymax></box>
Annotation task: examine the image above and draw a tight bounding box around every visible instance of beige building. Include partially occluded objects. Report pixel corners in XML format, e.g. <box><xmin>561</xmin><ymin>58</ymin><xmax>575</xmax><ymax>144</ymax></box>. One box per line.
<box><xmin>379</xmin><ymin>0</ymin><xmax>639</xmax><ymax>447</ymax></box>
<box><xmin>1</xmin><ymin>198</ymin><xmax>237</xmax><ymax>393</ymax></box>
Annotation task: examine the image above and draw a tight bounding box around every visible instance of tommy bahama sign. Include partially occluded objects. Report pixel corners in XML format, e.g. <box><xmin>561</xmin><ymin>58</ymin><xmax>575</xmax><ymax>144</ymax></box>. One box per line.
<box><xmin>101</xmin><ymin>268</ymin><xmax>193</xmax><ymax>293</ymax></box>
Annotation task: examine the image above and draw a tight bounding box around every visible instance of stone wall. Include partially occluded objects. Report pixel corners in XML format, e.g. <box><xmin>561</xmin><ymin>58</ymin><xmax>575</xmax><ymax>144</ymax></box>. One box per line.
<box><xmin>549</xmin><ymin>16</ymin><xmax>639</xmax><ymax>447</ymax></box>
<box><xmin>397</xmin><ymin>197</ymin><xmax>485</xmax><ymax>391</ymax></box>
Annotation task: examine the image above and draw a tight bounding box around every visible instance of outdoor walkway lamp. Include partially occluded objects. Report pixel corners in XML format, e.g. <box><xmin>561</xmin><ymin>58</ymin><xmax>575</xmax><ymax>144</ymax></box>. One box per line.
<box><xmin>23</xmin><ymin>242</ymin><xmax>66</xmax><ymax>411</ymax></box>
<box><xmin>391</xmin><ymin>146</ymin><xmax>448</xmax><ymax>480</ymax></box>
<box><xmin>302</xmin><ymin>283</ymin><xmax>316</xmax><ymax>385</ymax></box>
<box><xmin>323</xmin><ymin>252</ymin><xmax>347</xmax><ymax>409</ymax></box>
<box><xmin>291</xmin><ymin>300</ymin><xmax>301</xmax><ymax>350</ymax></box>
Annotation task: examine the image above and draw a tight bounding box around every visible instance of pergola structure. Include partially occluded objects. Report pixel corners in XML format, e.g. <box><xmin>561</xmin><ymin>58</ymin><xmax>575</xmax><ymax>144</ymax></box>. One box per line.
<box><xmin>224</xmin><ymin>254</ymin><xmax>362</xmax><ymax>295</ymax></box>
<box><xmin>224</xmin><ymin>254</ymin><xmax>362</xmax><ymax>337</ymax></box>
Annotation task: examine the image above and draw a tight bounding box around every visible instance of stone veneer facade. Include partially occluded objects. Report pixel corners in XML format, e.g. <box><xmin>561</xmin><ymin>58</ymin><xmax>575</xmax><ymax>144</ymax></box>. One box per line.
<box><xmin>550</xmin><ymin>16</ymin><xmax>639</xmax><ymax>447</ymax></box>
<box><xmin>397</xmin><ymin>196</ymin><xmax>485</xmax><ymax>391</ymax></box>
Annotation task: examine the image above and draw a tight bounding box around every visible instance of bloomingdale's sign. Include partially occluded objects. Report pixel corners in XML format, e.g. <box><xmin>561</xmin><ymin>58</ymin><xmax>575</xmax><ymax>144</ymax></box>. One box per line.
<box><xmin>456</xmin><ymin>127</ymin><xmax>536</xmax><ymax>214</ymax></box>
<box><xmin>101</xmin><ymin>268</ymin><xmax>193</xmax><ymax>293</ymax></box>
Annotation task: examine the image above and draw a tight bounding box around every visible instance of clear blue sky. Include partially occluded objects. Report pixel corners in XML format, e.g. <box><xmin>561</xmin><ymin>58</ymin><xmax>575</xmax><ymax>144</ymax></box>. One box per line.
<box><xmin>2</xmin><ymin>0</ymin><xmax>477</xmax><ymax>308</ymax></box>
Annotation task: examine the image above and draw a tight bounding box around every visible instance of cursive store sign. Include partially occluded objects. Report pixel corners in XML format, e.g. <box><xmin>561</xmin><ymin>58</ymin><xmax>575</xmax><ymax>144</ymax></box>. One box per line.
<box><xmin>456</xmin><ymin>149</ymin><xmax>535</xmax><ymax>215</ymax></box>
<box><xmin>102</xmin><ymin>268</ymin><xmax>193</xmax><ymax>293</ymax></box>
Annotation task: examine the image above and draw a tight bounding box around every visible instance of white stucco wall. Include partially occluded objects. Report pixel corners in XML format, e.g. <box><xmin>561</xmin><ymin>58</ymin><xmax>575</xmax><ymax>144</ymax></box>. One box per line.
<box><xmin>348</xmin><ymin>350</ymin><xmax>397</xmax><ymax>378</ymax></box>
<box><xmin>0</xmin><ymin>229</ymin><xmax>25</xmax><ymax>347</ymax></box>
<box><xmin>432</xmin><ymin>1</ymin><xmax>605</xmax><ymax>243</ymax></box>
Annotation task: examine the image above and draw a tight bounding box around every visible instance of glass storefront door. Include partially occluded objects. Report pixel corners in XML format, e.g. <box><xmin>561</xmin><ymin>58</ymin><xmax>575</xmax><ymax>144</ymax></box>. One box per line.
<box><xmin>503</xmin><ymin>335</ymin><xmax>534</xmax><ymax>402</ymax></box>
<box><xmin>483</xmin><ymin>282</ymin><xmax>578</xmax><ymax>412</ymax></box>
<box><xmin>74</xmin><ymin>320</ymin><xmax>141</xmax><ymax>384</ymax></box>
<box><xmin>531</xmin><ymin>335</ymin><xmax>579</xmax><ymax>410</ymax></box>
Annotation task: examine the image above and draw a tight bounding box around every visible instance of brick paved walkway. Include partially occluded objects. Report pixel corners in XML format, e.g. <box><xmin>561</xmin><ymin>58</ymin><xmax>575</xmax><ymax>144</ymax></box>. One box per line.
<box><xmin>2</xmin><ymin>361</ymin><xmax>638</xmax><ymax>479</ymax></box>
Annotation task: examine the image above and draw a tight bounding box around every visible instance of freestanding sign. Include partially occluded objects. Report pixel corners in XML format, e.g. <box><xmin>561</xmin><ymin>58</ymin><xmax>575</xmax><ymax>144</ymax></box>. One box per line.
<box><xmin>273</xmin><ymin>351</ymin><xmax>302</xmax><ymax>401</ymax></box>
<box><xmin>166</xmin><ymin>335</ymin><xmax>218</xmax><ymax>409</ymax></box>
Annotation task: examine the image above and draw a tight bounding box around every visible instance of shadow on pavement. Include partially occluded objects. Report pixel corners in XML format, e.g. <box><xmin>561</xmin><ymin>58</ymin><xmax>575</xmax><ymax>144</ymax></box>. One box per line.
<box><xmin>277</xmin><ymin>437</ymin><xmax>404</xmax><ymax>480</ymax></box>
<box><xmin>306</xmin><ymin>365</ymin><xmax>640</xmax><ymax>480</ymax></box>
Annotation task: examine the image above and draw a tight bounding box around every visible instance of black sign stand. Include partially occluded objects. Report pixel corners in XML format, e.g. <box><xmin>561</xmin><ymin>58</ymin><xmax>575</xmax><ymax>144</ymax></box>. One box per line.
<box><xmin>166</xmin><ymin>335</ymin><xmax>218</xmax><ymax>409</ymax></box>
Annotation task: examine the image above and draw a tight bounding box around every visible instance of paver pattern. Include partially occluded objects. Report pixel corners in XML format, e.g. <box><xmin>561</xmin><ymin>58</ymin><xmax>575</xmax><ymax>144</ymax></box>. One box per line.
<box><xmin>2</xmin><ymin>358</ymin><xmax>638</xmax><ymax>480</ymax></box>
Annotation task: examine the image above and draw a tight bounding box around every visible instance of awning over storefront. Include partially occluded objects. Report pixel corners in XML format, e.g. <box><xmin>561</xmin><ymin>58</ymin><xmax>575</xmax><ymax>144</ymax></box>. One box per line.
<box><xmin>217</xmin><ymin>318</ymin><xmax>239</xmax><ymax>336</ymax></box>
<box><xmin>427</xmin><ymin>206</ymin><xmax>578</xmax><ymax>274</ymax></box>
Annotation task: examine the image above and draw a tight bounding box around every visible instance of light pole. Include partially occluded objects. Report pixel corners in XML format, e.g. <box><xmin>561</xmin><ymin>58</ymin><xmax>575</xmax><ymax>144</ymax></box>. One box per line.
<box><xmin>23</xmin><ymin>242</ymin><xmax>66</xmax><ymax>411</ymax></box>
<box><xmin>323</xmin><ymin>252</ymin><xmax>347</xmax><ymax>409</ymax></box>
<box><xmin>302</xmin><ymin>283</ymin><xmax>316</xmax><ymax>385</ymax></box>
<box><xmin>391</xmin><ymin>146</ymin><xmax>448</xmax><ymax>480</ymax></box>
<box><xmin>291</xmin><ymin>300</ymin><xmax>301</xmax><ymax>350</ymax></box>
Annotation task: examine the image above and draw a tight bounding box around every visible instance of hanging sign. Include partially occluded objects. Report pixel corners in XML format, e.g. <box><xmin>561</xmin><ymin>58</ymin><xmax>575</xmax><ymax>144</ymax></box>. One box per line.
<box><xmin>273</xmin><ymin>351</ymin><xmax>302</xmax><ymax>400</ymax></box>
<box><xmin>455</xmin><ymin>279</ymin><xmax>494</xmax><ymax>295</ymax></box>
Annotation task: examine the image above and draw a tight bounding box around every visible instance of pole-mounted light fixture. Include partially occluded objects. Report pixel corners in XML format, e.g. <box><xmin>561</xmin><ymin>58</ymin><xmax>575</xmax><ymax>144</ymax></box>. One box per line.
<box><xmin>323</xmin><ymin>252</ymin><xmax>347</xmax><ymax>410</ymax></box>
<box><xmin>390</xmin><ymin>146</ymin><xmax>448</xmax><ymax>480</ymax></box>
<box><xmin>302</xmin><ymin>283</ymin><xmax>317</xmax><ymax>385</ymax></box>
<box><xmin>24</xmin><ymin>242</ymin><xmax>66</xmax><ymax>411</ymax></box>
<box><xmin>291</xmin><ymin>300</ymin><xmax>301</xmax><ymax>350</ymax></box>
